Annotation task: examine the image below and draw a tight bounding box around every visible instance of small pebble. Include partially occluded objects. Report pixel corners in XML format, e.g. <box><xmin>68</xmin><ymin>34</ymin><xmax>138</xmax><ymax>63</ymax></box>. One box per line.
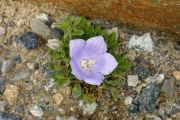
<box><xmin>30</xmin><ymin>105</ymin><xmax>43</xmax><ymax>117</ymax></box>
<box><xmin>133</xmin><ymin>66</ymin><xmax>150</xmax><ymax>80</ymax></box>
<box><xmin>16</xmin><ymin>32</ymin><xmax>38</xmax><ymax>50</ymax></box>
<box><xmin>127</xmin><ymin>75</ymin><xmax>139</xmax><ymax>87</ymax></box>
<box><xmin>53</xmin><ymin>92</ymin><xmax>63</xmax><ymax>106</ymax></box>
<box><xmin>35</xmin><ymin>13</ymin><xmax>52</xmax><ymax>26</ymax></box>
<box><xmin>83</xmin><ymin>102</ymin><xmax>97</xmax><ymax>115</ymax></box>
<box><xmin>124</xmin><ymin>96</ymin><xmax>133</xmax><ymax>105</ymax></box>
<box><xmin>173</xmin><ymin>71</ymin><xmax>180</xmax><ymax>81</ymax></box>
<box><xmin>51</xmin><ymin>27</ymin><xmax>64</xmax><ymax>38</ymax></box>
<box><xmin>1</xmin><ymin>60</ymin><xmax>14</xmax><ymax>74</ymax></box>
<box><xmin>13</xmin><ymin>55</ymin><xmax>21</xmax><ymax>64</ymax></box>
<box><xmin>128</xmin><ymin>104</ymin><xmax>138</xmax><ymax>118</ymax></box>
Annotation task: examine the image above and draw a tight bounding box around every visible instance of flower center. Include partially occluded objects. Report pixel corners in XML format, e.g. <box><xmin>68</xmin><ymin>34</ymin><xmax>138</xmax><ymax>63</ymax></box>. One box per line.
<box><xmin>80</xmin><ymin>59</ymin><xmax>96</xmax><ymax>69</ymax></box>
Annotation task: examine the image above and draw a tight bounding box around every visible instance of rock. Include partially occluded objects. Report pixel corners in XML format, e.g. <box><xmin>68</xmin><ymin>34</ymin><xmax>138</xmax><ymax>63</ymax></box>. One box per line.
<box><xmin>139</xmin><ymin>83</ymin><xmax>160</xmax><ymax>112</ymax></box>
<box><xmin>44</xmin><ymin>78</ymin><xmax>55</xmax><ymax>91</ymax></box>
<box><xmin>0</xmin><ymin>26</ymin><xmax>5</xmax><ymax>36</ymax></box>
<box><xmin>174</xmin><ymin>41</ymin><xmax>180</xmax><ymax>50</ymax></box>
<box><xmin>165</xmin><ymin>104</ymin><xmax>180</xmax><ymax>116</ymax></box>
<box><xmin>128</xmin><ymin>33</ymin><xmax>154</xmax><ymax>52</ymax></box>
<box><xmin>162</xmin><ymin>79</ymin><xmax>174</xmax><ymax>97</ymax></box>
<box><xmin>50</xmin><ymin>27</ymin><xmax>64</xmax><ymax>38</ymax></box>
<box><xmin>1</xmin><ymin>60</ymin><xmax>14</xmax><ymax>73</ymax></box>
<box><xmin>30</xmin><ymin>18</ymin><xmax>51</xmax><ymax>37</ymax></box>
<box><xmin>124</xmin><ymin>96</ymin><xmax>133</xmax><ymax>105</ymax></box>
<box><xmin>0</xmin><ymin>112</ymin><xmax>22</xmax><ymax>120</ymax></box>
<box><xmin>35</xmin><ymin>13</ymin><xmax>52</xmax><ymax>26</ymax></box>
<box><xmin>128</xmin><ymin>104</ymin><xmax>138</xmax><ymax>118</ymax></box>
<box><xmin>53</xmin><ymin>92</ymin><xmax>63</xmax><ymax>106</ymax></box>
<box><xmin>173</xmin><ymin>71</ymin><xmax>180</xmax><ymax>81</ymax></box>
<box><xmin>47</xmin><ymin>39</ymin><xmax>60</xmax><ymax>50</ymax></box>
<box><xmin>16</xmin><ymin>32</ymin><xmax>38</xmax><ymax>50</ymax></box>
<box><xmin>67</xmin><ymin>116</ymin><xmax>78</xmax><ymax>120</ymax></box>
<box><xmin>132</xmin><ymin>66</ymin><xmax>150</xmax><ymax>80</ymax></box>
<box><xmin>83</xmin><ymin>102</ymin><xmax>97</xmax><ymax>115</ymax></box>
<box><xmin>127</xmin><ymin>75</ymin><xmax>139</xmax><ymax>87</ymax></box>
<box><xmin>144</xmin><ymin>74</ymin><xmax>164</xmax><ymax>84</ymax></box>
<box><xmin>29</xmin><ymin>105</ymin><xmax>43</xmax><ymax>117</ymax></box>
<box><xmin>0</xmin><ymin>77</ymin><xmax>6</xmax><ymax>94</ymax></box>
<box><xmin>13</xmin><ymin>55</ymin><xmax>21</xmax><ymax>64</ymax></box>
<box><xmin>3</xmin><ymin>84</ymin><xmax>18</xmax><ymax>105</ymax></box>
<box><xmin>10</xmin><ymin>69</ymin><xmax>30</xmax><ymax>81</ymax></box>
<box><xmin>0</xmin><ymin>101</ymin><xmax>7</xmax><ymax>111</ymax></box>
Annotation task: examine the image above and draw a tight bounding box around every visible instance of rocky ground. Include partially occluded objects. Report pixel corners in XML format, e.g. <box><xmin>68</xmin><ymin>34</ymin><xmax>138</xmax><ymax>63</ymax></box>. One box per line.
<box><xmin>0</xmin><ymin>0</ymin><xmax>180</xmax><ymax>120</ymax></box>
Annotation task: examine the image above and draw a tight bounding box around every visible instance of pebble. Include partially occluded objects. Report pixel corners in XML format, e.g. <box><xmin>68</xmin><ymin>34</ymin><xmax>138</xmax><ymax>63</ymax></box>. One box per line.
<box><xmin>27</xmin><ymin>62</ymin><xmax>34</xmax><ymax>70</ymax></box>
<box><xmin>0</xmin><ymin>112</ymin><xmax>22</xmax><ymax>120</ymax></box>
<box><xmin>128</xmin><ymin>104</ymin><xmax>138</xmax><ymax>118</ymax></box>
<box><xmin>16</xmin><ymin>32</ymin><xmax>38</xmax><ymax>50</ymax></box>
<box><xmin>173</xmin><ymin>71</ymin><xmax>180</xmax><ymax>81</ymax></box>
<box><xmin>83</xmin><ymin>102</ymin><xmax>97</xmax><ymax>115</ymax></box>
<box><xmin>139</xmin><ymin>83</ymin><xmax>160</xmax><ymax>112</ymax></box>
<box><xmin>128</xmin><ymin>33</ymin><xmax>155</xmax><ymax>52</ymax></box>
<box><xmin>124</xmin><ymin>96</ymin><xmax>133</xmax><ymax>105</ymax></box>
<box><xmin>29</xmin><ymin>105</ymin><xmax>43</xmax><ymax>117</ymax></box>
<box><xmin>10</xmin><ymin>69</ymin><xmax>30</xmax><ymax>81</ymax></box>
<box><xmin>162</xmin><ymin>79</ymin><xmax>174</xmax><ymax>97</ymax></box>
<box><xmin>30</xmin><ymin>18</ymin><xmax>51</xmax><ymax>37</ymax></box>
<box><xmin>3</xmin><ymin>84</ymin><xmax>18</xmax><ymax>105</ymax></box>
<box><xmin>35</xmin><ymin>13</ymin><xmax>52</xmax><ymax>26</ymax></box>
<box><xmin>13</xmin><ymin>104</ymin><xmax>24</xmax><ymax>113</ymax></box>
<box><xmin>13</xmin><ymin>55</ymin><xmax>21</xmax><ymax>64</ymax></box>
<box><xmin>174</xmin><ymin>41</ymin><xmax>180</xmax><ymax>50</ymax></box>
<box><xmin>53</xmin><ymin>92</ymin><xmax>64</xmax><ymax>106</ymax></box>
<box><xmin>0</xmin><ymin>26</ymin><xmax>5</xmax><ymax>36</ymax></box>
<box><xmin>47</xmin><ymin>39</ymin><xmax>60</xmax><ymax>50</ymax></box>
<box><xmin>1</xmin><ymin>60</ymin><xmax>14</xmax><ymax>74</ymax></box>
<box><xmin>0</xmin><ymin>101</ymin><xmax>7</xmax><ymax>111</ymax></box>
<box><xmin>50</xmin><ymin>27</ymin><xmax>64</xmax><ymax>38</ymax></box>
<box><xmin>144</xmin><ymin>74</ymin><xmax>164</xmax><ymax>84</ymax></box>
<box><xmin>0</xmin><ymin>77</ymin><xmax>6</xmax><ymax>94</ymax></box>
<box><xmin>44</xmin><ymin>78</ymin><xmax>55</xmax><ymax>91</ymax></box>
<box><xmin>127</xmin><ymin>75</ymin><xmax>139</xmax><ymax>87</ymax></box>
<box><xmin>132</xmin><ymin>66</ymin><xmax>150</xmax><ymax>80</ymax></box>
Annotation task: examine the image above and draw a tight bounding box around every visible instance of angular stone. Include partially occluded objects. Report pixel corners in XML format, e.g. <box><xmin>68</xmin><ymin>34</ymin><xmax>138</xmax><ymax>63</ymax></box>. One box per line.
<box><xmin>30</xmin><ymin>18</ymin><xmax>51</xmax><ymax>37</ymax></box>
<box><xmin>139</xmin><ymin>83</ymin><xmax>160</xmax><ymax>112</ymax></box>
<box><xmin>3</xmin><ymin>84</ymin><xmax>18</xmax><ymax>105</ymax></box>
<box><xmin>127</xmin><ymin>75</ymin><xmax>139</xmax><ymax>87</ymax></box>
<box><xmin>124</xmin><ymin>96</ymin><xmax>133</xmax><ymax>105</ymax></box>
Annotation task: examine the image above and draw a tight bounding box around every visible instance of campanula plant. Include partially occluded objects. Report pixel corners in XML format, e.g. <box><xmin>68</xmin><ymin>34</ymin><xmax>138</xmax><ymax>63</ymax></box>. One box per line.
<box><xmin>49</xmin><ymin>16</ymin><xmax>131</xmax><ymax>102</ymax></box>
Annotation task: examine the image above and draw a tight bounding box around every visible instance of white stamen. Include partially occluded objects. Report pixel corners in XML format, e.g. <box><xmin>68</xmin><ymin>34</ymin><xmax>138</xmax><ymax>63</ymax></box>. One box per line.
<box><xmin>80</xmin><ymin>59</ymin><xmax>96</xmax><ymax>69</ymax></box>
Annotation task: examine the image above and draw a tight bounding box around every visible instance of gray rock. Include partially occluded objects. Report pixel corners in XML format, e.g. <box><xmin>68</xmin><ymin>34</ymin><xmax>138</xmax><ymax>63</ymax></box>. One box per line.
<box><xmin>1</xmin><ymin>60</ymin><xmax>14</xmax><ymax>73</ymax></box>
<box><xmin>162</xmin><ymin>79</ymin><xmax>174</xmax><ymax>97</ymax></box>
<box><xmin>139</xmin><ymin>83</ymin><xmax>160</xmax><ymax>112</ymax></box>
<box><xmin>0</xmin><ymin>77</ymin><xmax>6</xmax><ymax>94</ymax></box>
<box><xmin>16</xmin><ymin>32</ymin><xmax>38</xmax><ymax>50</ymax></box>
<box><xmin>10</xmin><ymin>69</ymin><xmax>30</xmax><ymax>81</ymax></box>
<box><xmin>165</xmin><ymin>104</ymin><xmax>180</xmax><ymax>116</ymax></box>
<box><xmin>0</xmin><ymin>112</ymin><xmax>22</xmax><ymax>120</ymax></box>
<box><xmin>127</xmin><ymin>75</ymin><xmax>139</xmax><ymax>87</ymax></box>
<box><xmin>83</xmin><ymin>102</ymin><xmax>97</xmax><ymax>115</ymax></box>
<box><xmin>0</xmin><ymin>101</ymin><xmax>7</xmax><ymax>111</ymax></box>
<box><xmin>132</xmin><ymin>66</ymin><xmax>150</xmax><ymax>80</ymax></box>
<box><xmin>30</xmin><ymin>18</ymin><xmax>51</xmax><ymax>37</ymax></box>
<box><xmin>13</xmin><ymin>104</ymin><xmax>24</xmax><ymax>113</ymax></box>
<box><xmin>128</xmin><ymin>33</ymin><xmax>155</xmax><ymax>52</ymax></box>
<box><xmin>29</xmin><ymin>105</ymin><xmax>43</xmax><ymax>117</ymax></box>
<box><xmin>128</xmin><ymin>104</ymin><xmax>138</xmax><ymax>118</ymax></box>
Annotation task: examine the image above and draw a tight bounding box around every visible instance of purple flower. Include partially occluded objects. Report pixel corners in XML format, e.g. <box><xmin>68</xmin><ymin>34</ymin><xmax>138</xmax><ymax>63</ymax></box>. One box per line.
<box><xmin>70</xmin><ymin>36</ymin><xmax>118</xmax><ymax>85</ymax></box>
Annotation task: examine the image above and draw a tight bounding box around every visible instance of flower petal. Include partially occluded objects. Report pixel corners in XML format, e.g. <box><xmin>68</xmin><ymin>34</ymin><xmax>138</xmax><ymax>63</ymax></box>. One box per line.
<box><xmin>70</xmin><ymin>39</ymin><xmax>85</xmax><ymax>58</ymax></box>
<box><xmin>70</xmin><ymin>59</ymin><xmax>83</xmax><ymax>80</ymax></box>
<box><xmin>84</xmin><ymin>36</ymin><xmax>107</xmax><ymax>56</ymax></box>
<box><xmin>100</xmin><ymin>53</ymin><xmax>118</xmax><ymax>75</ymax></box>
<box><xmin>83</xmin><ymin>71</ymin><xmax>104</xmax><ymax>85</ymax></box>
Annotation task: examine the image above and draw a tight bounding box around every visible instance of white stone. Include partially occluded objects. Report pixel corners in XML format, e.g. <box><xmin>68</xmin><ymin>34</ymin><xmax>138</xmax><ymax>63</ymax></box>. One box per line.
<box><xmin>27</xmin><ymin>63</ymin><xmax>34</xmax><ymax>70</ymax></box>
<box><xmin>83</xmin><ymin>102</ymin><xmax>97</xmax><ymax>115</ymax></box>
<box><xmin>35</xmin><ymin>13</ymin><xmax>49</xmax><ymax>23</ymax></box>
<box><xmin>47</xmin><ymin>39</ymin><xmax>60</xmax><ymax>50</ymax></box>
<box><xmin>1</xmin><ymin>60</ymin><xmax>14</xmax><ymax>73</ymax></box>
<box><xmin>127</xmin><ymin>75</ymin><xmax>139</xmax><ymax>87</ymax></box>
<box><xmin>30</xmin><ymin>105</ymin><xmax>43</xmax><ymax>117</ymax></box>
<box><xmin>124</xmin><ymin>96</ymin><xmax>133</xmax><ymax>105</ymax></box>
<box><xmin>155</xmin><ymin>74</ymin><xmax>164</xmax><ymax>84</ymax></box>
<box><xmin>128</xmin><ymin>33</ymin><xmax>154</xmax><ymax>52</ymax></box>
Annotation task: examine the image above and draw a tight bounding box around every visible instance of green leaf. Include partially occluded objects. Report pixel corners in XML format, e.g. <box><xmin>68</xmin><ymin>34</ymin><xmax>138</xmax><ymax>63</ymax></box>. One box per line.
<box><xmin>84</xmin><ymin>93</ymin><xmax>95</xmax><ymax>103</ymax></box>
<box><xmin>110</xmin><ymin>87</ymin><xmax>119</xmax><ymax>101</ymax></box>
<box><xmin>72</xmin><ymin>83</ymin><xmax>82</xmax><ymax>98</ymax></box>
<box><xmin>51</xmin><ymin>73</ymin><xmax>70</xmax><ymax>86</ymax></box>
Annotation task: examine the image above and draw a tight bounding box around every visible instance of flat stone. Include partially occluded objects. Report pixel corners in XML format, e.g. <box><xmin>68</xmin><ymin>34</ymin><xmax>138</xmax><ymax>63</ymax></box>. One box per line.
<box><xmin>10</xmin><ymin>69</ymin><xmax>30</xmax><ymax>81</ymax></box>
<box><xmin>173</xmin><ymin>71</ymin><xmax>180</xmax><ymax>81</ymax></box>
<box><xmin>3</xmin><ymin>84</ymin><xmax>18</xmax><ymax>105</ymax></box>
<box><xmin>127</xmin><ymin>75</ymin><xmax>139</xmax><ymax>87</ymax></box>
<box><xmin>29</xmin><ymin>105</ymin><xmax>43</xmax><ymax>117</ymax></box>
<box><xmin>30</xmin><ymin>18</ymin><xmax>51</xmax><ymax>37</ymax></box>
<box><xmin>1</xmin><ymin>60</ymin><xmax>14</xmax><ymax>74</ymax></box>
<box><xmin>53</xmin><ymin>92</ymin><xmax>63</xmax><ymax>106</ymax></box>
<box><xmin>128</xmin><ymin>33</ymin><xmax>154</xmax><ymax>52</ymax></box>
<box><xmin>0</xmin><ymin>112</ymin><xmax>22</xmax><ymax>120</ymax></box>
<box><xmin>16</xmin><ymin>32</ymin><xmax>38</xmax><ymax>50</ymax></box>
<box><xmin>139</xmin><ymin>83</ymin><xmax>160</xmax><ymax>112</ymax></box>
<box><xmin>162</xmin><ymin>79</ymin><xmax>174</xmax><ymax>97</ymax></box>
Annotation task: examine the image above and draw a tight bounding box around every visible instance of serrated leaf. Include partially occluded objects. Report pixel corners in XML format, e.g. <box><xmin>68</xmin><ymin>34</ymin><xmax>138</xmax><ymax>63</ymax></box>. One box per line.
<box><xmin>72</xmin><ymin>83</ymin><xmax>81</xmax><ymax>98</ymax></box>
